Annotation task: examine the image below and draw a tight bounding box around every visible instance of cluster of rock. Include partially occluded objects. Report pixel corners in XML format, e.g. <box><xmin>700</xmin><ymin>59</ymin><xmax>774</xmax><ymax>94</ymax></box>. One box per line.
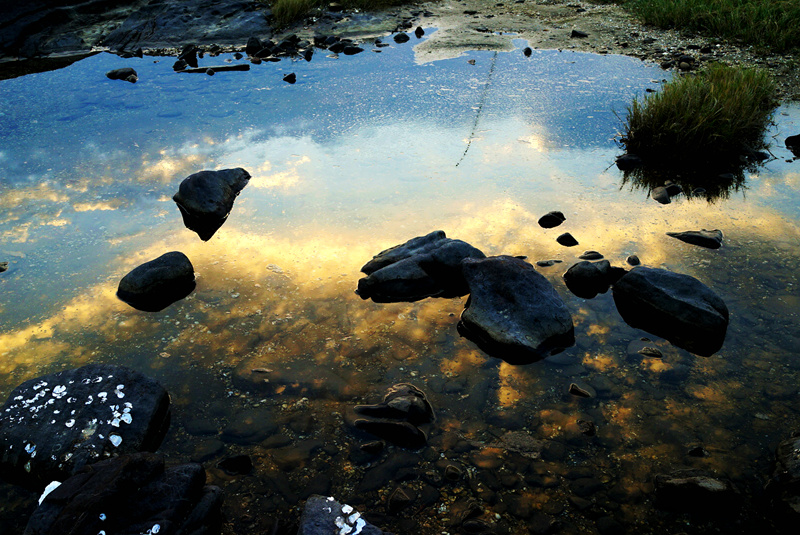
<box><xmin>116</xmin><ymin>167</ymin><xmax>250</xmax><ymax>312</ymax></box>
<box><xmin>0</xmin><ymin>363</ymin><xmax>223</xmax><ymax>534</ymax></box>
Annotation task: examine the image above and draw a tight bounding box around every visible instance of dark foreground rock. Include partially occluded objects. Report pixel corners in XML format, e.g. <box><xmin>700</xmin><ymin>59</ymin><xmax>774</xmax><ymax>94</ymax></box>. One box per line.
<box><xmin>0</xmin><ymin>363</ymin><xmax>171</xmax><ymax>491</ymax></box>
<box><xmin>117</xmin><ymin>251</ymin><xmax>195</xmax><ymax>312</ymax></box>
<box><xmin>173</xmin><ymin>168</ymin><xmax>251</xmax><ymax>241</ymax></box>
<box><xmin>667</xmin><ymin>229</ymin><xmax>723</xmax><ymax>249</ymax></box>
<box><xmin>105</xmin><ymin>67</ymin><xmax>137</xmax><ymax>82</ymax></box>
<box><xmin>612</xmin><ymin>267</ymin><xmax>729</xmax><ymax>356</ymax></box>
<box><xmin>654</xmin><ymin>469</ymin><xmax>737</xmax><ymax>514</ymax></box>
<box><xmin>537</xmin><ymin>211</ymin><xmax>565</xmax><ymax>229</ymax></box>
<box><xmin>766</xmin><ymin>432</ymin><xmax>800</xmax><ymax>520</ymax></box>
<box><xmin>458</xmin><ymin>256</ymin><xmax>575</xmax><ymax>364</ymax></box>
<box><xmin>351</xmin><ymin>384</ymin><xmax>434</xmax><ymax>449</ymax></box>
<box><xmin>563</xmin><ymin>260</ymin><xmax>626</xmax><ymax>299</ymax></box>
<box><xmin>299</xmin><ymin>495</ymin><xmax>386</xmax><ymax>535</ymax></box>
<box><xmin>356</xmin><ymin>230</ymin><xmax>485</xmax><ymax>302</ymax></box>
<box><xmin>786</xmin><ymin>134</ymin><xmax>800</xmax><ymax>157</ymax></box>
<box><xmin>25</xmin><ymin>452</ymin><xmax>222</xmax><ymax>535</ymax></box>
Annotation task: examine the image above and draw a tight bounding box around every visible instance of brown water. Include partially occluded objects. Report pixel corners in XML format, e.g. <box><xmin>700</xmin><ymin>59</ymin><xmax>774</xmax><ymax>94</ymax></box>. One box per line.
<box><xmin>2</xmin><ymin>34</ymin><xmax>800</xmax><ymax>534</ymax></box>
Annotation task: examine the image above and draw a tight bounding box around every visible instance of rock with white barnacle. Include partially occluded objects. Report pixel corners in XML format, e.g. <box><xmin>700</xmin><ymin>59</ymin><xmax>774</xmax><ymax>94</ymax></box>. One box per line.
<box><xmin>25</xmin><ymin>452</ymin><xmax>223</xmax><ymax>535</ymax></box>
<box><xmin>298</xmin><ymin>495</ymin><xmax>386</xmax><ymax>535</ymax></box>
<box><xmin>0</xmin><ymin>364</ymin><xmax>170</xmax><ymax>491</ymax></box>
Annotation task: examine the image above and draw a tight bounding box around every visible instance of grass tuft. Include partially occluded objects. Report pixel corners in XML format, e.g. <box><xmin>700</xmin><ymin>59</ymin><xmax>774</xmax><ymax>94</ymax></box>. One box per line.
<box><xmin>625</xmin><ymin>0</ymin><xmax>800</xmax><ymax>52</ymax></box>
<box><xmin>621</xmin><ymin>63</ymin><xmax>777</xmax><ymax>166</ymax></box>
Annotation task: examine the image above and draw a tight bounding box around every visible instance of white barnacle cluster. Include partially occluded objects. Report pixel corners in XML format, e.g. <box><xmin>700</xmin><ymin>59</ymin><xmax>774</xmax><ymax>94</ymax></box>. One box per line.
<box><xmin>141</xmin><ymin>524</ymin><xmax>161</xmax><ymax>534</ymax></box>
<box><xmin>334</xmin><ymin>503</ymin><xmax>367</xmax><ymax>535</ymax></box>
<box><xmin>109</xmin><ymin>402</ymin><xmax>133</xmax><ymax>428</ymax></box>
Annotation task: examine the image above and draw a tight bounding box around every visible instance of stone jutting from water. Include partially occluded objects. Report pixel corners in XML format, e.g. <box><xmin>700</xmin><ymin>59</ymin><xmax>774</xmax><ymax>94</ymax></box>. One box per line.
<box><xmin>537</xmin><ymin>211</ymin><xmax>565</xmax><ymax>229</ymax></box>
<box><xmin>25</xmin><ymin>452</ymin><xmax>223</xmax><ymax>535</ymax></box>
<box><xmin>172</xmin><ymin>167</ymin><xmax>251</xmax><ymax>241</ymax></box>
<box><xmin>298</xmin><ymin>495</ymin><xmax>385</xmax><ymax>535</ymax></box>
<box><xmin>612</xmin><ymin>266</ymin><xmax>729</xmax><ymax>356</ymax></box>
<box><xmin>666</xmin><ymin>229</ymin><xmax>724</xmax><ymax>249</ymax></box>
<box><xmin>356</xmin><ymin>230</ymin><xmax>485</xmax><ymax>303</ymax></box>
<box><xmin>352</xmin><ymin>384</ymin><xmax>435</xmax><ymax>449</ymax></box>
<box><xmin>0</xmin><ymin>363</ymin><xmax>171</xmax><ymax>491</ymax></box>
<box><xmin>105</xmin><ymin>67</ymin><xmax>137</xmax><ymax>83</ymax></box>
<box><xmin>767</xmin><ymin>432</ymin><xmax>800</xmax><ymax>520</ymax></box>
<box><xmin>116</xmin><ymin>251</ymin><xmax>196</xmax><ymax>312</ymax></box>
<box><xmin>562</xmin><ymin>260</ymin><xmax>626</xmax><ymax>299</ymax></box>
<box><xmin>458</xmin><ymin>255</ymin><xmax>575</xmax><ymax>364</ymax></box>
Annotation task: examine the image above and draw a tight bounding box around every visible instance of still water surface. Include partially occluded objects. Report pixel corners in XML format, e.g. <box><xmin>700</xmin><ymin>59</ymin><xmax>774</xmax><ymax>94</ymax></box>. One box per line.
<box><xmin>2</xmin><ymin>31</ymin><xmax>800</xmax><ymax>534</ymax></box>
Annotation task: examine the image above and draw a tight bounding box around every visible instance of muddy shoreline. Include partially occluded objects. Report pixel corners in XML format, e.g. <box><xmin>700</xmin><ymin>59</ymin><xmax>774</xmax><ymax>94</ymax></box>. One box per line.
<box><xmin>1</xmin><ymin>0</ymin><xmax>798</xmax><ymax>101</ymax></box>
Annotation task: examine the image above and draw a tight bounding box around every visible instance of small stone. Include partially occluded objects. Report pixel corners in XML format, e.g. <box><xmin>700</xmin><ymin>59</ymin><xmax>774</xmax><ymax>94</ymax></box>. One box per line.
<box><xmin>557</xmin><ymin>233</ymin><xmax>578</xmax><ymax>247</ymax></box>
<box><xmin>578</xmin><ymin>251</ymin><xmax>603</xmax><ymax>261</ymax></box>
<box><xmin>616</xmin><ymin>154</ymin><xmax>643</xmax><ymax>171</ymax></box>
<box><xmin>523</xmin><ymin>47</ymin><xmax>532</xmax><ymax>57</ymax></box>
<box><xmin>106</xmin><ymin>68</ymin><xmax>138</xmax><ymax>83</ymax></box>
<box><xmin>638</xmin><ymin>346</ymin><xmax>662</xmax><ymax>358</ymax></box>
<box><xmin>538</xmin><ymin>210</ymin><xmax>566</xmax><ymax>228</ymax></box>
<box><xmin>577</xmin><ymin>420</ymin><xmax>596</xmax><ymax>436</ymax></box>
<box><xmin>568</xmin><ymin>382</ymin><xmax>595</xmax><ymax>398</ymax></box>
<box><xmin>205</xmin><ymin>68</ymin><xmax>215</xmax><ymax>76</ymax></box>
<box><xmin>536</xmin><ymin>260</ymin><xmax>562</xmax><ymax>267</ymax></box>
<box><xmin>394</xmin><ymin>33</ymin><xmax>410</xmax><ymax>43</ymax></box>
<box><xmin>0</xmin><ymin>262</ymin><xmax>8</xmax><ymax>273</ymax></box>
<box><xmin>388</xmin><ymin>486</ymin><xmax>415</xmax><ymax>513</ymax></box>
<box><xmin>626</xmin><ymin>255</ymin><xmax>640</xmax><ymax>266</ymax></box>
<box><xmin>651</xmin><ymin>187</ymin><xmax>671</xmax><ymax>204</ymax></box>
<box><xmin>415</xmin><ymin>27</ymin><xmax>425</xmax><ymax>38</ymax></box>
<box><xmin>571</xmin><ymin>30</ymin><xmax>589</xmax><ymax>38</ymax></box>
<box><xmin>283</xmin><ymin>73</ymin><xmax>296</xmax><ymax>84</ymax></box>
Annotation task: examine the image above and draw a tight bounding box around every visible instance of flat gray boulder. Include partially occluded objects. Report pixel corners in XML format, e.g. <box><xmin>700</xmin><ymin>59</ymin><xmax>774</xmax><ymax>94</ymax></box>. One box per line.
<box><xmin>299</xmin><ymin>495</ymin><xmax>385</xmax><ymax>535</ymax></box>
<box><xmin>0</xmin><ymin>364</ymin><xmax>170</xmax><ymax>491</ymax></box>
<box><xmin>356</xmin><ymin>230</ymin><xmax>485</xmax><ymax>303</ymax></box>
<box><xmin>612</xmin><ymin>266</ymin><xmax>729</xmax><ymax>356</ymax></box>
<box><xmin>173</xmin><ymin>168</ymin><xmax>250</xmax><ymax>241</ymax></box>
<box><xmin>117</xmin><ymin>251</ymin><xmax>195</xmax><ymax>311</ymax></box>
<box><xmin>458</xmin><ymin>255</ymin><xmax>575</xmax><ymax>364</ymax></box>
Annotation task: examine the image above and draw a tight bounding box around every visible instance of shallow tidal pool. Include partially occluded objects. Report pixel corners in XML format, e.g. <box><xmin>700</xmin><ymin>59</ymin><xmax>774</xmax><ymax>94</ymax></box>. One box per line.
<box><xmin>2</xmin><ymin>30</ymin><xmax>800</xmax><ymax>534</ymax></box>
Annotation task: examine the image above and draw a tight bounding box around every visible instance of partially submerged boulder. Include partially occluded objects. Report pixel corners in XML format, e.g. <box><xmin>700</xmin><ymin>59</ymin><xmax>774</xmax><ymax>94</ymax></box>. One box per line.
<box><xmin>767</xmin><ymin>432</ymin><xmax>800</xmax><ymax>520</ymax></box>
<box><xmin>299</xmin><ymin>495</ymin><xmax>385</xmax><ymax>535</ymax></box>
<box><xmin>173</xmin><ymin>168</ymin><xmax>250</xmax><ymax>241</ymax></box>
<box><xmin>654</xmin><ymin>469</ymin><xmax>738</xmax><ymax>514</ymax></box>
<box><xmin>117</xmin><ymin>251</ymin><xmax>195</xmax><ymax>312</ymax></box>
<box><xmin>351</xmin><ymin>384</ymin><xmax>435</xmax><ymax>449</ymax></box>
<box><xmin>458</xmin><ymin>256</ymin><xmax>575</xmax><ymax>364</ymax></box>
<box><xmin>0</xmin><ymin>364</ymin><xmax>171</xmax><ymax>491</ymax></box>
<box><xmin>105</xmin><ymin>67</ymin><xmax>137</xmax><ymax>83</ymax></box>
<box><xmin>356</xmin><ymin>230</ymin><xmax>485</xmax><ymax>303</ymax></box>
<box><xmin>667</xmin><ymin>229</ymin><xmax>723</xmax><ymax>249</ymax></box>
<box><xmin>612</xmin><ymin>267</ymin><xmax>729</xmax><ymax>356</ymax></box>
<box><xmin>25</xmin><ymin>453</ymin><xmax>222</xmax><ymax>535</ymax></box>
<box><xmin>563</xmin><ymin>260</ymin><xmax>626</xmax><ymax>299</ymax></box>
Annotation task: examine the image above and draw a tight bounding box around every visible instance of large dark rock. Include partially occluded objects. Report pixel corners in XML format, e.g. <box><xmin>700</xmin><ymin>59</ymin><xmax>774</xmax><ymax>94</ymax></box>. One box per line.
<box><xmin>356</xmin><ymin>230</ymin><xmax>485</xmax><ymax>303</ymax></box>
<box><xmin>612</xmin><ymin>267</ymin><xmax>729</xmax><ymax>356</ymax></box>
<box><xmin>458</xmin><ymin>256</ymin><xmax>575</xmax><ymax>364</ymax></box>
<box><xmin>0</xmin><ymin>364</ymin><xmax>171</xmax><ymax>491</ymax></box>
<box><xmin>351</xmin><ymin>384</ymin><xmax>434</xmax><ymax>449</ymax></box>
<box><xmin>667</xmin><ymin>229</ymin><xmax>723</xmax><ymax>249</ymax></box>
<box><xmin>563</xmin><ymin>260</ymin><xmax>626</xmax><ymax>299</ymax></box>
<box><xmin>785</xmin><ymin>134</ymin><xmax>800</xmax><ymax>157</ymax></box>
<box><xmin>117</xmin><ymin>251</ymin><xmax>196</xmax><ymax>312</ymax></box>
<box><xmin>25</xmin><ymin>452</ymin><xmax>223</xmax><ymax>535</ymax></box>
<box><xmin>654</xmin><ymin>469</ymin><xmax>737</xmax><ymax>514</ymax></box>
<box><xmin>299</xmin><ymin>495</ymin><xmax>385</xmax><ymax>535</ymax></box>
<box><xmin>537</xmin><ymin>211</ymin><xmax>565</xmax><ymax>229</ymax></box>
<box><xmin>173</xmin><ymin>168</ymin><xmax>250</xmax><ymax>241</ymax></box>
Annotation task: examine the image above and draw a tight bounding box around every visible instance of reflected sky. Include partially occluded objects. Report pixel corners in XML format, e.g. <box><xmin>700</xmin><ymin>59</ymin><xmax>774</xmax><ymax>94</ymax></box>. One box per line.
<box><xmin>2</xmin><ymin>31</ymin><xmax>800</xmax><ymax>535</ymax></box>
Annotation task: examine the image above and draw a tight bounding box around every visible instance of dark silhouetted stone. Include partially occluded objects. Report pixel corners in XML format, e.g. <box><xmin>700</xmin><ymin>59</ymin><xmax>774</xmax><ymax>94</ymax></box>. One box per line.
<box><xmin>458</xmin><ymin>256</ymin><xmax>575</xmax><ymax>364</ymax></box>
<box><xmin>538</xmin><ymin>211</ymin><xmax>565</xmax><ymax>228</ymax></box>
<box><xmin>25</xmin><ymin>453</ymin><xmax>222</xmax><ymax>535</ymax></box>
<box><xmin>415</xmin><ymin>27</ymin><xmax>425</xmax><ymax>38</ymax></box>
<box><xmin>626</xmin><ymin>255</ymin><xmax>640</xmax><ymax>266</ymax></box>
<box><xmin>354</xmin><ymin>384</ymin><xmax>435</xmax><ymax>425</ymax></box>
<box><xmin>523</xmin><ymin>47</ymin><xmax>532</xmax><ymax>57</ymax></box>
<box><xmin>393</xmin><ymin>33</ymin><xmax>410</xmax><ymax>43</ymax></box>
<box><xmin>0</xmin><ymin>364</ymin><xmax>170</xmax><ymax>491</ymax></box>
<box><xmin>616</xmin><ymin>153</ymin><xmax>642</xmax><ymax>170</ymax></box>
<box><xmin>283</xmin><ymin>72</ymin><xmax>296</xmax><ymax>83</ymax></box>
<box><xmin>612</xmin><ymin>267</ymin><xmax>729</xmax><ymax>356</ymax></box>
<box><xmin>356</xmin><ymin>230</ymin><xmax>485</xmax><ymax>302</ymax></box>
<box><xmin>667</xmin><ymin>229</ymin><xmax>723</xmax><ymax>249</ymax></box>
<box><xmin>556</xmin><ymin>233</ymin><xmax>578</xmax><ymax>247</ymax></box>
<box><xmin>578</xmin><ymin>251</ymin><xmax>603</xmax><ymax>260</ymax></box>
<box><xmin>571</xmin><ymin>29</ymin><xmax>589</xmax><ymax>38</ymax></box>
<box><xmin>117</xmin><ymin>251</ymin><xmax>196</xmax><ymax>311</ymax></box>
<box><xmin>563</xmin><ymin>260</ymin><xmax>626</xmax><ymax>299</ymax></box>
<box><xmin>343</xmin><ymin>46</ymin><xmax>364</xmax><ymax>55</ymax></box>
<box><xmin>173</xmin><ymin>168</ymin><xmax>250</xmax><ymax>241</ymax></box>
<box><xmin>786</xmin><ymin>134</ymin><xmax>800</xmax><ymax>157</ymax></box>
<box><xmin>105</xmin><ymin>67</ymin><xmax>137</xmax><ymax>83</ymax></box>
<box><xmin>651</xmin><ymin>186</ymin><xmax>671</xmax><ymax>204</ymax></box>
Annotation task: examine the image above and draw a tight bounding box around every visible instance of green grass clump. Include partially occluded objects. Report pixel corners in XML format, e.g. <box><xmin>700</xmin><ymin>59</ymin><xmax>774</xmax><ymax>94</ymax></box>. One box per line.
<box><xmin>269</xmin><ymin>0</ymin><xmax>415</xmax><ymax>27</ymax></box>
<box><xmin>621</xmin><ymin>63</ymin><xmax>777</xmax><ymax>165</ymax></box>
<box><xmin>625</xmin><ymin>0</ymin><xmax>800</xmax><ymax>52</ymax></box>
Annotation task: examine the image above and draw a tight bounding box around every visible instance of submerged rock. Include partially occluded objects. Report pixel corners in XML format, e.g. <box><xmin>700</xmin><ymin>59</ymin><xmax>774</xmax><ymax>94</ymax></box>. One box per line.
<box><xmin>0</xmin><ymin>364</ymin><xmax>171</xmax><ymax>491</ymax></box>
<box><xmin>612</xmin><ymin>267</ymin><xmax>729</xmax><ymax>356</ymax></box>
<box><xmin>615</xmin><ymin>153</ymin><xmax>642</xmax><ymax>171</ymax></box>
<box><xmin>654</xmin><ymin>469</ymin><xmax>737</xmax><ymax>514</ymax></box>
<box><xmin>667</xmin><ymin>229</ymin><xmax>723</xmax><ymax>249</ymax></box>
<box><xmin>556</xmin><ymin>232</ymin><xmax>579</xmax><ymax>247</ymax></box>
<box><xmin>173</xmin><ymin>168</ymin><xmax>250</xmax><ymax>241</ymax></box>
<box><xmin>356</xmin><ymin>230</ymin><xmax>485</xmax><ymax>303</ymax></box>
<box><xmin>458</xmin><ymin>256</ymin><xmax>575</xmax><ymax>364</ymax></box>
<box><xmin>393</xmin><ymin>32</ymin><xmax>410</xmax><ymax>44</ymax></box>
<box><xmin>299</xmin><ymin>495</ymin><xmax>385</xmax><ymax>535</ymax></box>
<box><xmin>767</xmin><ymin>432</ymin><xmax>800</xmax><ymax>520</ymax></box>
<box><xmin>25</xmin><ymin>453</ymin><xmax>222</xmax><ymax>535</ymax></box>
<box><xmin>351</xmin><ymin>384</ymin><xmax>434</xmax><ymax>449</ymax></box>
<box><xmin>117</xmin><ymin>251</ymin><xmax>196</xmax><ymax>312</ymax></box>
<box><xmin>563</xmin><ymin>260</ymin><xmax>625</xmax><ymax>299</ymax></box>
<box><xmin>105</xmin><ymin>67</ymin><xmax>137</xmax><ymax>83</ymax></box>
<box><xmin>651</xmin><ymin>186</ymin><xmax>671</xmax><ymax>204</ymax></box>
